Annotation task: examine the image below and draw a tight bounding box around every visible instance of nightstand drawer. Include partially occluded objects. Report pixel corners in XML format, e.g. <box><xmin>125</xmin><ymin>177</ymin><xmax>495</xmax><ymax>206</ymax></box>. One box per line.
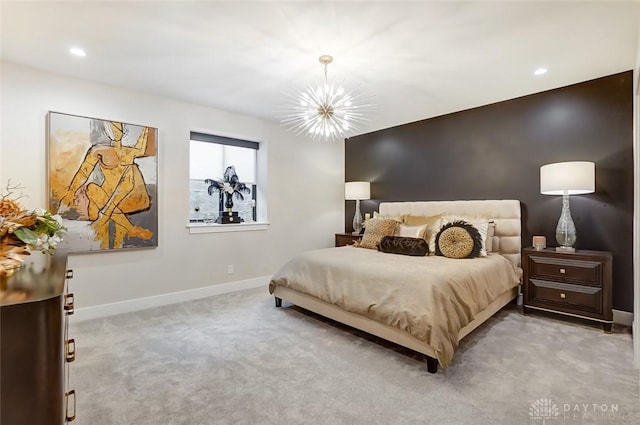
<box><xmin>335</xmin><ymin>233</ymin><xmax>362</xmax><ymax>247</ymax></box>
<box><xmin>529</xmin><ymin>278</ymin><xmax>602</xmax><ymax>314</ymax></box>
<box><xmin>528</xmin><ymin>255</ymin><xmax>601</xmax><ymax>284</ymax></box>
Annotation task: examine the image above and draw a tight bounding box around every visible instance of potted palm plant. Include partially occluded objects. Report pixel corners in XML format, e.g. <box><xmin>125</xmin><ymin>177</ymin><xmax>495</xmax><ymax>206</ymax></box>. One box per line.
<box><xmin>205</xmin><ymin>166</ymin><xmax>251</xmax><ymax>223</ymax></box>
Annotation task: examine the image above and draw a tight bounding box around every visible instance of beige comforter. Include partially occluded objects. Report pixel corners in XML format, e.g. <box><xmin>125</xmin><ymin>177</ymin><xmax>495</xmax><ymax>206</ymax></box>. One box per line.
<box><xmin>269</xmin><ymin>246</ymin><xmax>522</xmax><ymax>367</ymax></box>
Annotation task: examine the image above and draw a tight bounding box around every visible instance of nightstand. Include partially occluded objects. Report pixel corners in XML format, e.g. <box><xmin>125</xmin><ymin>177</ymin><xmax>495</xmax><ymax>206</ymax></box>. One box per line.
<box><xmin>522</xmin><ymin>247</ymin><xmax>613</xmax><ymax>332</ymax></box>
<box><xmin>335</xmin><ymin>233</ymin><xmax>362</xmax><ymax>247</ymax></box>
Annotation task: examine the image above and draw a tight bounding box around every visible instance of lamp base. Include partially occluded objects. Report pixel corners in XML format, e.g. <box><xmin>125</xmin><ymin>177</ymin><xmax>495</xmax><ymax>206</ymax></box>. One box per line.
<box><xmin>555</xmin><ymin>246</ymin><xmax>576</xmax><ymax>253</ymax></box>
<box><xmin>352</xmin><ymin>199</ymin><xmax>363</xmax><ymax>234</ymax></box>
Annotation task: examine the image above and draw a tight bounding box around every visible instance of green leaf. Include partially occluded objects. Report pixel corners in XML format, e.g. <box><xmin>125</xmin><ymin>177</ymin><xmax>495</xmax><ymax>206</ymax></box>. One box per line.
<box><xmin>14</xmin><ymin>227</ymin><xmax>39</xmax><ymax>245</ymax></box>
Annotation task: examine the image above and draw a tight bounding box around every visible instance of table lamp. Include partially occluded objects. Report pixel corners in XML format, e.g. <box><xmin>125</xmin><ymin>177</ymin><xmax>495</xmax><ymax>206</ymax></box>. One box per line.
<box><xmin>540</xmin><ymin>161</ymin><xmax>595</xmax><ymax>252</ymax></box>
<box><xmin>345</xmin><ymin>181</ymin><xmax>371</xmax><ymax>235</ymax></box>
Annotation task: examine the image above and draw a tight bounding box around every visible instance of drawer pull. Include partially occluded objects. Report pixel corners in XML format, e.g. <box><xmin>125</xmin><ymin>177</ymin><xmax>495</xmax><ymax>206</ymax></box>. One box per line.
<box><xmin>66</xmin><ymin>269</ymin><xmax>74</xmax><ymax>279</ymax></box>
<box><xmin>64</xmin><ymin>293</ymin><xmax>75</xmax><ymax>315</ymax></box>
<box><xmin>65</xmin><ymin>338</ymin><xmax>76</xmax><ymax>363</ymax></box>
<box><xmin>65</xmin><ymin>389</ymin><xmax>76</xmax><ymax>422</ymax></box>
<box><xmin>560</xmin><ymin>293</ymin><xmax>566</xmax><ymax>299</ymax></box>
<box><xmin>559</xmin><ymin>268</ymin><xmax>566</xmax><ymax>274</ymax></box>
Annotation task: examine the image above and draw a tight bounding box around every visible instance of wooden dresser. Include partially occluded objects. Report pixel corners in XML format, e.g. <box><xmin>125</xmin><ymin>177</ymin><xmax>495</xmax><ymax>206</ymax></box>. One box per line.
<box><xmin>0</xmin><ymin>251</ymin><xmax>76</xmax><ymax>424</ymax></box>
<box><xmin>522</xmin><ymin>247</ymin><xmax>613</xmax><ymax>331</ymax></box>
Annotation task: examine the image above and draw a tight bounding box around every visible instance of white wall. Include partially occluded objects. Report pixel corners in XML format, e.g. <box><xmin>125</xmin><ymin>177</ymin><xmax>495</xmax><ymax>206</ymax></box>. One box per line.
<box><xmin>0</xmin><ymin>61</ymin><xmax>344</xmax><ymax>309</ymax></box>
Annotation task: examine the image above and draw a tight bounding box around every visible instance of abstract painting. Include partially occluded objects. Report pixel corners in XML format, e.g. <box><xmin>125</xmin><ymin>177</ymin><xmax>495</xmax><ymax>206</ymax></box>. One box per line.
<box><xmin>48</xmin><ymin>112</ymin><xmax>158</xmax><ymax>252</ymax></box>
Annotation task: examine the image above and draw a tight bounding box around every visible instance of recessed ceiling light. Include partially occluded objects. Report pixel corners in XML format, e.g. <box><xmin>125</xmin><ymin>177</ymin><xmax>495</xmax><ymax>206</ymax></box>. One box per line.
<box><xmin>534</xmin><ymin>68</ymin><xmax>548</xmax><ymax>76</ymax></box>
<box><xmin>69</xmin><ymin>47</ymin><xmax>86</xmax><ymax>57</ymax></box>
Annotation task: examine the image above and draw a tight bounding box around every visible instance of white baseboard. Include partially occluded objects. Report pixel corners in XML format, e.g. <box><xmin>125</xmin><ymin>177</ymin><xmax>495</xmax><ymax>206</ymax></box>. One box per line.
<box><xmin>613</xmin><ymin>309</ymin><xmax>634</xmax><ymax>327</ymax></box>
<box><xmin>74</xmin><ymin>275</ymin><xmax>270</xmax><ymax>322</ymax></box>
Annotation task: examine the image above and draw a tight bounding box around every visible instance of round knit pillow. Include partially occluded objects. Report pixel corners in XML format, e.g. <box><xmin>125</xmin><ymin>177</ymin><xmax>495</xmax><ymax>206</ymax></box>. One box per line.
<box><xmin>435</xmin><ymin>221</ymin><xmax>483</xmax><ymax>259</ymax></box>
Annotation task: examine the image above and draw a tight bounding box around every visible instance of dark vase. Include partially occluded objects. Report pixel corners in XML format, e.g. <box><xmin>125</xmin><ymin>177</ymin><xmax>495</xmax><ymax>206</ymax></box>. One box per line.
<box><xmin>224</xmin><ymin>192</ymin><xmax>234</xmax><ymax>212</ymax></box>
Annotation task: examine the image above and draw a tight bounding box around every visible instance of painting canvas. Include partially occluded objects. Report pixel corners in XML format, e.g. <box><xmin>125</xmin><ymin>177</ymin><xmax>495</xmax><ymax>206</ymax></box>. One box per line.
<box><xmin>48</xmin><ymin>112</ymin><xmax>158</xmax><ymax>252</ymax></box>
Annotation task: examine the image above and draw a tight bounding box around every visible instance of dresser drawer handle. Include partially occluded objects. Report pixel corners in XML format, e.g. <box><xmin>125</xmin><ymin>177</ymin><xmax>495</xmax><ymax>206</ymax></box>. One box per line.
<box><xmin>65</xmin><ymin>389</ymin><xmax>76</xmax><ymax>421</ymax></box>
<box><xmin>559</xmin><ymin>268</ymin><xmax>566</xmax><ymax>274</ymax></box>
<box><xmin>64</xmin><ymin>293</ymin><xmax>75</xmax><ymax>315</ymax></box>
<box><xmin>66</xmin><ymin>338</ymin><xmax>76</xmax><ymax>363</ymax></box>
<box><xmin>560</xmin><ymin>293</ymin><xmax>566</xmax><ymax>299</ymax></box>
<box><xmin>66</xmin><ymin>269</ymin><xmax>74</xmax><ymax>279</ymax></box>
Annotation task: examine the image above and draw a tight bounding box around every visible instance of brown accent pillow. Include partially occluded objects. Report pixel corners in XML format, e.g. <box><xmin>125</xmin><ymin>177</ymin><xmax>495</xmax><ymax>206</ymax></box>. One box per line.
<box><xmin>360</xmin><ymin>218</ymin><xmax>398</xmax><ymax>249</ymax></box>
<box><xmin>435</xmin><ymin>221</ymin><xmax>483</xmax><ymax>259</ymax></box>
<box><xmin>377</xmin><ymin>236</ymin><xmax>429</xmax><ymax>256</ymax></box>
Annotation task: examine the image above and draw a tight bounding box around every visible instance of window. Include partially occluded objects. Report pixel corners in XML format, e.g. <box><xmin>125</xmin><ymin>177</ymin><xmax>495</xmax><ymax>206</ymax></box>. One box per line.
<box><xmin>189</xmin><ymin>132</ymin><xmax>259</xmax><ymax>224</ymax></box>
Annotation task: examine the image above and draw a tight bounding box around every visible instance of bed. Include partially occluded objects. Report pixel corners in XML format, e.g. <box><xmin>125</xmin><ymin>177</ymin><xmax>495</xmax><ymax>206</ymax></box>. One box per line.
<box><xmin>269</xmin><ymin>200</ymin><xmax>522</xmax><ymax>372</ymax></box>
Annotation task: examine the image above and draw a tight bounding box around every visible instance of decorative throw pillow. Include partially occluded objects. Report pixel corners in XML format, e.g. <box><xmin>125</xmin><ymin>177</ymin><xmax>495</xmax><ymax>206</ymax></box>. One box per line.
<box><xmin>377</xmin><ymin>236</ymin><xmax>429</xmax><ymax>256</ymax></box>
<box><xmin>435</xmin><ymin>221</ymin><xmax>483</xmax><ymax>259</ymax></box>
<box><xmin>401</xmin><ymin>214</ymin><xmax>444</xmax><ymax>254</ymax></box>
<box><xmin>440</xmin><ymin>215</ymin><xmax>489</xmax><ymax>256</ymax></box>
<box><xmin>395</xmin><ymin>223</ymin><xmax>426</xmax><ymax>238</ymax></box>
<box><xmin>359</xmin><ymin>218</ymin><xmax>398</xmax><ymax>250</ymax></box>
<box><xmin>401</xmin><ymin>213</ymin><xmax>444</xmax><ymax>226</ymax></box>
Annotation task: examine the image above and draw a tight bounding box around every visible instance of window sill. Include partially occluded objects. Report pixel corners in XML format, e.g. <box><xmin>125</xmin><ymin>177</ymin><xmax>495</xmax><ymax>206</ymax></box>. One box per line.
<box><xmin>187</xmin><ymin>222</ymin><xmax>270</xmax><ymax>234</ymax></box>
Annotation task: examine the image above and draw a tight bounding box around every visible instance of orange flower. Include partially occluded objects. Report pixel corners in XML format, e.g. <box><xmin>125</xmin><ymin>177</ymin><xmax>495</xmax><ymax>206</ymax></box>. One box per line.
<box><xmin>0</xmin><ymin>199</ymin><xmax>20</xmax><ymax>217</ymax></box>
<box><xmin>1</xmin><ymin>181</ymin><xmax>66</xmax><ymax>277</ymax></box>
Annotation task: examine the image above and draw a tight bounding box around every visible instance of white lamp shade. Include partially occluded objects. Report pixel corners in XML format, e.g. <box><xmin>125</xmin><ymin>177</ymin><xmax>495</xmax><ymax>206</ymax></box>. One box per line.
<box><xmin>540</xmin><ymin>161</ymin><xmax>595</xmax><ymax>195</ymax></box>
<box><xmin>345</xmin><ymin>181</ymin><xmax>371</xmax><ymax>200</ymax></box>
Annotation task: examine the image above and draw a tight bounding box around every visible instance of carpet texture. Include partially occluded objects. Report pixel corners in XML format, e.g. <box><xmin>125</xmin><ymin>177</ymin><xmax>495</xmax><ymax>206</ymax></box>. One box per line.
<box><xmin>70</xmin><ymin>287</ymin><xmax>639</xmax><ymax>425</ymax></box>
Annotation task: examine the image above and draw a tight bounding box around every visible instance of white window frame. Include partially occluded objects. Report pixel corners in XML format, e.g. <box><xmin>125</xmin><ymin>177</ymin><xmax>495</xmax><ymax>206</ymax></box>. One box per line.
<box><xmin>187</xmin><ymin>131</ymin><xmax>268</xmax><ymax>234</ymax></box>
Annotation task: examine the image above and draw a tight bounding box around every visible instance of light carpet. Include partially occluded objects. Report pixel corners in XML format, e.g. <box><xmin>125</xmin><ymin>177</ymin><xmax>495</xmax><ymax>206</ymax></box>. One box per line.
<box><xmin>70</xmin><ymin>287</ymin><xmax>639</xmax><ymax>425</ymax></box>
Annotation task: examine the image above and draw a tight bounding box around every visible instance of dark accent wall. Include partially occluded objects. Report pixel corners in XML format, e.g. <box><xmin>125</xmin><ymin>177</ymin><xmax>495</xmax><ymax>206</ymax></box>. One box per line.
<box><xmin>345</xmin><ymin>71</ymin><xmax>634</xmax><ymax>312</ymax></box>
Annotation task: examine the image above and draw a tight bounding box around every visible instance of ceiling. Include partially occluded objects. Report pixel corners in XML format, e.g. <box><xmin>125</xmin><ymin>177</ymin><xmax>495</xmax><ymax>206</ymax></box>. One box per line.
<box><xmin>1</xmin><ymin>1</ymin><xmax>639</xmax><ymax>136</ymax></box>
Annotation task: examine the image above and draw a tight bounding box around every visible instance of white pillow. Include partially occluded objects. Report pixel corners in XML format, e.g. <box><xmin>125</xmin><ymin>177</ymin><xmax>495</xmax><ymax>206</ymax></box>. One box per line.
<box><xmin>396</xmin><ymin>223</ymin><xmax>426</xmax><ymax>238</ymax></box>
<box><xmin>439</xmin><ymin>215</ymin><xmax>490</xmax><ymax>257</ymax></box>
<box><xmin>486</xmin><ymin>222</ymin><xmax>496</xmax><ymax>254</ymax></box>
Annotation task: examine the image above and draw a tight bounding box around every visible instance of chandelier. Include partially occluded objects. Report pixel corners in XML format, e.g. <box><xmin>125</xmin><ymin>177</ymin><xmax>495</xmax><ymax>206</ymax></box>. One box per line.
<box><xmin>281</xmin><ymin>55</ymin><xmax>374</xmax><ymax>141</ymax></box>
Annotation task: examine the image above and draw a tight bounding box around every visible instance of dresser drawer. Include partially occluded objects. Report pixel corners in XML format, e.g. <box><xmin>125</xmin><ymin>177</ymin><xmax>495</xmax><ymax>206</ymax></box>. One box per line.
<box><xmin>528</xmin><ymin>255</ymin><xmax>601</xmax><ymax>284</ymax></box>
<box><xmin>528</xmin><ymin>278</ymin><xmax>602</xmax><ymax>314</ymax></box>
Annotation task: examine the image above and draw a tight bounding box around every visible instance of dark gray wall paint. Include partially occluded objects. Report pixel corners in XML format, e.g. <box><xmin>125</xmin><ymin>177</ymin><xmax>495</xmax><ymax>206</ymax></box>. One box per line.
<box><xmin>345</xmin><ymin>71</ymin><xmax>634</xmax><ymax>312</ymax></box>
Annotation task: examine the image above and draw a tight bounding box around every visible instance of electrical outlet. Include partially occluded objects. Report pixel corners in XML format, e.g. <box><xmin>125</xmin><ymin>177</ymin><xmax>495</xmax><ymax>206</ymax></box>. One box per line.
<box><xmin>227</xmin><ymin>264</ymin><xmax>234</xmax><ymax>274</ymax></box>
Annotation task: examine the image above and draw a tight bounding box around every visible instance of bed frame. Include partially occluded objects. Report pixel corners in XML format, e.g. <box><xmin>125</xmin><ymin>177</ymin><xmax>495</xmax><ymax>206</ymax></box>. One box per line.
<box><xmin>273</xmin><ymin>200</ymin><xmax>522</xmax><ymax>373</ymax></box>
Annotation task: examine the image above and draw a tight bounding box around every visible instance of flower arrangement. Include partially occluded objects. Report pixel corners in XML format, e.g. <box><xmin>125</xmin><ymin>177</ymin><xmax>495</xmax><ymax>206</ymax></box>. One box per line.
<box><xmin>0</xmin><ymin>182</ymin><xmax>66</xmax><ymax>277</ymax></box>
